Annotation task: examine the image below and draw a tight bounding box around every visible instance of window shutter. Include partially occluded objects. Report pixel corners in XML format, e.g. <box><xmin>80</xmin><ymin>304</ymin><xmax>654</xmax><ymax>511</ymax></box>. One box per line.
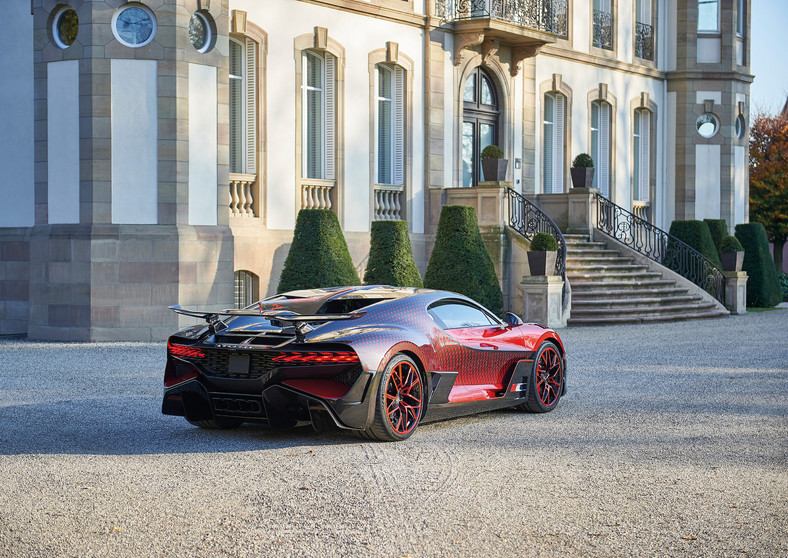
<box><xmin>229</xmin><ymin>40</ymin><xmax>243</xmax><ymax>174</ymax></box>
<box><xmin>245</xmin><ymin>38</ymin><xmax>257</xmax><ymax>175</ymax></box>
<box><xmin>543</xmin><ymin>94</ymin><xmax>554</xmax><ymax>193</ymax></box>
<box><xmin>639</xmin><ymin>111</ymin><xmax>650</xmax><ymax>202</ymax></box>
<box><xmin>641</xmin><ymin>0</ymin><xmax>652</xmax><ymax>25</ymax></box>
<box><xmin>599</xmin><ymin>102</ymin><xmax>610</xmax><ymax>198</ymax></box>
<box><xmin>324</xmin><ymin>54</ymin><xmax>335</xmax><ymax>181</ymax></box>
<box><xmin>393</xmin><ymin>66</ymin><xmax>404</xmax><ymax>186</ymax></box>
<box><xmin>553</xmin><ymin>94</ymin><xmax>565</xmax><ymax>194</ymax></box>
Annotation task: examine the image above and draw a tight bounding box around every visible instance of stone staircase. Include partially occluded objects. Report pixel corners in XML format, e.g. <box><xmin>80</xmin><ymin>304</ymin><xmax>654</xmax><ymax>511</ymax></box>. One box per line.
<box><xmin>565</xmin><ymin>234</ymin><xmax>728</xmax><ymax>326</ymax></box>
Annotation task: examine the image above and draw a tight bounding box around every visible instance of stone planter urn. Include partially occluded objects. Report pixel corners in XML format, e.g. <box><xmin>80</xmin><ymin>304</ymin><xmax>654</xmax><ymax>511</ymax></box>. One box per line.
<box><xmin>570</xmin><ymin>167</ymin><xmax>595</xmax><ymax>189</ymax></box>
<box><xmin>720</xmin><ymin>251</ymin><xmax>744</xmax><ymax>272</ymax></box>
<box><xmin>482</xmin><ymin>158</ymin><xmax>508</xmax><ymax>182</ymax></box>
<box><xmin>527</xmin><ymin>251</ymin><xmax>557</xmax><ymax>276</ymax></box>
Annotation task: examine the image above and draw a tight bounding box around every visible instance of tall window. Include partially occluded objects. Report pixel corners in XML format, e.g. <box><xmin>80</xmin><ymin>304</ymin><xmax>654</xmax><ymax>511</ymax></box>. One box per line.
<box><xmin>229</xmin><ymin>38</ymin><xmax>257</xmax><ymax>175</ymax></box>
<box><xmin>635</xmin><ymin>0</ymin><xmax>654</xmax><ymax>60</ymax></box>
<box><xmin>633</xmin><ymin>109</ymin><xmax>651</xmax><ymax>202</ymax></box>
<box><xmin>698</xmin><ymin>0</ymin><xmax>719</xmax><ymax>33</ymax></box>
<box><xmin>543</xmin><ymin>92</ymin><xmax>565</xmax><ymax>194</ymax></box>
<box><xmin>375</xmin><ymin>64</ymin><xmax>405</xmax><ymax>185</ymax></box>
<box><xmin>302</xmin><ymin>50</ymin><xmax>335</xmax><ymax>180</ymax></box>
<box><xmin>591</xmin><ymin>101</ymin><xmax>611</xmax><ymax>197</ymax></box>
<box><xmin>462</xmin><ymin>67</ymin><xmax>499</xmax><ymax>187</ymax></box>
<box><xmin>592</xmin><ymin>0</ymin><xmax>614</xmax><ymax>51</ymax></box>
<box><xmin>736</xmin><ymin>0</ymin><xmax>745</xmax><ymax>36</ymax></box>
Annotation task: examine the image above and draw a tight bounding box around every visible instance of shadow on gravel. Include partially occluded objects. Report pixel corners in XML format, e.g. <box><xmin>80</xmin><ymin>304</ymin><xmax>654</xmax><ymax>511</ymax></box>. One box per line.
<box><xmin>0</xmin><ymin>396</ymin><xmax>358</xmax><ymax>456</ymax></box>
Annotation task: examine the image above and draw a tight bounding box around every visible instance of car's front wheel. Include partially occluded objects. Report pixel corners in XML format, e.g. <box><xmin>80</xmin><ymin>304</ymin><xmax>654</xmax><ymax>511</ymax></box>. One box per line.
<box><xmin>362</xmin><ymin>354</ymin><xmax>424</xmax><ymax>442</ymax></box>
<box><xmin>516</xmin><ymin>341</ymin><xmax>563</xmax><ymax>413</ymax></box>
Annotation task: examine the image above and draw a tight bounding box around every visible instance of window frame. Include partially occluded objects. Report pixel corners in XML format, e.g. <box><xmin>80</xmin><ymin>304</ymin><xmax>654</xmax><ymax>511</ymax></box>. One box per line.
<box><xmin>697</xmin><ymin>0</ymin><xmax>720</xmax><ymax>34</ymax></box>
<box><xmin>374</xmin><ymin>63</ymin><xmax>405</xmax><ymax>187</ymax></box>
<box><xmin>543</xmin><ymin>91</ymin><xmax>566</xmax><ymax>194</ymax></box>
<box><xmin>632</xmin><ymin>107</ymin><xmax>652</xmax><ymax>203</ymax></box>
<box><xmin>461</xmin><ymin>67</ymin><xmax>501</xmax><ymax>188</ymax></box>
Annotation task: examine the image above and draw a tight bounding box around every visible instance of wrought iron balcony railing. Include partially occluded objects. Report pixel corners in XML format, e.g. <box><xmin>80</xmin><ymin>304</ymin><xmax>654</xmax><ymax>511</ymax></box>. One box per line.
<box><xmin>595</xmin><ymin>195</ymin><xmax>725</xmax><ymax>304</ymax></box>
<box><xmin>635</xmin><ymin>21</ymin><xmax>654</xmax><ymax>60</ymax></box>
<box><xmin>592</xmin><ymin>9</ymin><xmax>614</xmax><ymax>50</ymax></box>
<box><xmin>436</xmin><ymin>0</ymin><xmax>569</xmax><ymax>37</ymax></box>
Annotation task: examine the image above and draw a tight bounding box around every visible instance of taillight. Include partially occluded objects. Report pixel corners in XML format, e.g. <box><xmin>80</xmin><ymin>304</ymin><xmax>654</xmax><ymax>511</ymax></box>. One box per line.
<box><xmin>167</xmin><ymin>340</ymin><xmax>205</xmax><ymax>359</ymax></box>
<box><xmin>271</xmin><ymin>351</ymin><xmax>359</xmax><ymax>364</ymax></box>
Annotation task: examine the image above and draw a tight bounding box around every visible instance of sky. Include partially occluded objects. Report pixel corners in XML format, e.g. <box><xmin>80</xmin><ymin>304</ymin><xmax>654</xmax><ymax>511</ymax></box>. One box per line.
<box><xmin>750</xmin><ymin>0</ymin><xmax>788</xmax><ymax>115</ymax></box>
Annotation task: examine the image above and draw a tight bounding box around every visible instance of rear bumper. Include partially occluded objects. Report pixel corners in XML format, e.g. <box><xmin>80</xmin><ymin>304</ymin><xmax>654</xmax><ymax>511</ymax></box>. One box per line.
<box><xmin>162</xmin><ymin>367</ymin><xmax>379</xmax><ymax>431</ymax></box>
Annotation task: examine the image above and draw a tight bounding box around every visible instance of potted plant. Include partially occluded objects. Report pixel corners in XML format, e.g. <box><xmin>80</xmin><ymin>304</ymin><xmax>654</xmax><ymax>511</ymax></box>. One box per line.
<box><xmin>527</xmin><ymin>232</ymin><xmax>558</xmax><ymax>276</ymax></box>
<box><xmin>570</xmin><ymin>153</ymin><xmax>595</xmax><ymax>189</ymax></box>
<box><xmin>719</xmin><ymin>235</ymin><xmax>744</xmax><ymax>272</ymax></box>
<box><xmin>480</xmin><ymin>145</ymin><xmax>508</xmax><ymax>182</ymax></box>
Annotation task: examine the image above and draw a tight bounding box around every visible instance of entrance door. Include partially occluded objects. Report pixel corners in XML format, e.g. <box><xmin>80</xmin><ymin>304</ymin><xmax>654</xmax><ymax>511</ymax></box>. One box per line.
<box><xmin>462</xmin><ymin>68</ymin><xmax>500</xmax><ymax>187</ymax></box>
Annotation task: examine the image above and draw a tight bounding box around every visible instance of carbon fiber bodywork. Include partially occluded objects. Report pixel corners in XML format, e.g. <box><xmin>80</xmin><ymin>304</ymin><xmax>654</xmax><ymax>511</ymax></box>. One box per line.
<box><xmin>162</xmin><ymin>286</ymin><xmax>566</xmax><ymax>433</ymax></box>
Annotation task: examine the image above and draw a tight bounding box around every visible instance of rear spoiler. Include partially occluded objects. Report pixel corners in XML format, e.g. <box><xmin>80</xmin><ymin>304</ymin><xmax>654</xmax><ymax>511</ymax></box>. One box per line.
<box><xmin>168</xmin><ymin>305</ymin><xmax>365</xmax><ymax>341</ymax></box>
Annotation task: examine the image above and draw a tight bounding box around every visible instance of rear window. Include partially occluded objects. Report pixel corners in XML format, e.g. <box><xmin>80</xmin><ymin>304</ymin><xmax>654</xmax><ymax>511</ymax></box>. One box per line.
<box><xmin>318</xmin><ymin>298</ymin><xmax>387</xmax><ymax>314</ymax></box>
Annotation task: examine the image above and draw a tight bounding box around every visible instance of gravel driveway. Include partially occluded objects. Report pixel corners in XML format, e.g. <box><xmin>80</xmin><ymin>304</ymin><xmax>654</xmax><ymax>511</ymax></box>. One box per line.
<box><xmin>1</xmin><ymin>309</ymin><xmax>786</xmax><ymax>557</ymax></box>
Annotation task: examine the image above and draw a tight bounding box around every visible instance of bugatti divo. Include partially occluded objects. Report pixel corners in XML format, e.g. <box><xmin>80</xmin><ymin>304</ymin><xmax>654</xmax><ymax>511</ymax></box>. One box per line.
<box><xmin>162</xmin><ymin>286</ymin><xmax>566</xmax><ymax>441</ymax></box>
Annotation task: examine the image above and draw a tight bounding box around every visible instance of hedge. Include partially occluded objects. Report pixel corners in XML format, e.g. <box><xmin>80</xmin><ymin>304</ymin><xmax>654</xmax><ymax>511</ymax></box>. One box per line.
<box><xmin>277</xmin><ymin>209</ymin><xmax>360</xmax><ymax>293</ymax></box>
<box><xmin>667</xmin><ymin>220</ymin><xmax>722</xmax><ymax>269</ymax></box>
<box><xmin>703</xmin><ymin>219</ymin><xmax>729</xmax><ymax>254</ymax></box>
<box><xmin>735</xmin><ymin>223</ymin><xmax>782</xmax><ymax>307</ymax></box>
<box><xmin>424</xmin><ymin>205</ymin><xmax>503</xmax><ymax>316</ymax></box>
<box><xmin>363</xmin><ymin>220</ymin><xmax>423</xmax><ymax>288</ymax></box>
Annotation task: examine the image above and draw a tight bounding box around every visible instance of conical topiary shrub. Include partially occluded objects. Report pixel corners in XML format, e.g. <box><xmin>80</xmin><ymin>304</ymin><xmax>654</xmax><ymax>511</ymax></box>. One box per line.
<box><xmin>424</xmin><ymin>205</ymin><xmax>503</xmax><ymax>316</ymax></box>
<box><xmin>735</xmin><ymin>223</ymin><xmax>782</xmax><ymax>307</ymax></box>
<box><xmin>703</xmin><ymin>219</ymin><xmax>729</xmax><ymax>254</ymax></box>
<box><xmin>277</xmin><ymin>209</ymin><xmax>360</xmax><ymax>293</ymax></box>
<box><xmin>363</xmin><ymin>221</ymin><xmax>423</xmax><ymax>288</ymax></box>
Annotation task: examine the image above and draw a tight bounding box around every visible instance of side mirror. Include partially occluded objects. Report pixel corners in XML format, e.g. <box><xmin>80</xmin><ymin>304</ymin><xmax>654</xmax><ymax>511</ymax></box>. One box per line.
<box><xmin>505</xmin><ymin>312</ymin><xmax>524</xmax><ymax>327</ymax></box>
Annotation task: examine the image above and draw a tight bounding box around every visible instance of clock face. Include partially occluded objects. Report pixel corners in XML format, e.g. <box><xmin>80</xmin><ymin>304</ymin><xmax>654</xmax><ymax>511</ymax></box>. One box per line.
<box><xmin>113</xmin><ymin>6</ymin><xmax>156</xmax><ymax>47</ymax></box>
<box><xmin>189</xmin><ymin>13</ymin><xmax>210</xmax><ymax>52</ymax></box>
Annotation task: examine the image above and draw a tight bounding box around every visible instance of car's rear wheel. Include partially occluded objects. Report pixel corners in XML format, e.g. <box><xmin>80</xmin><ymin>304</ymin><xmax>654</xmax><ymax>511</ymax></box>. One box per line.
<box><xmin>516</xmin><ymin>341</ymin><xmax>563</xmax><ymax>413</ymax></box>
<box><xmin>186</xmin><ymin>418</ymin><xmax>243</xmax><ymax>429</ymax></box>
<box><xmin>363</xmin><ymin>354</ymin><xmax>424</xmax><ymax>442</ymax></box>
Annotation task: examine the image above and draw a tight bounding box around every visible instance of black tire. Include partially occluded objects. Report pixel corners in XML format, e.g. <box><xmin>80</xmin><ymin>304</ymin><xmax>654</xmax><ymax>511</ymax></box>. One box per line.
<box><xmin>186</xmin><ymin>418</ymin><xmax>243</xmax><ymax>429</ymax></box>
<box><xmin>362</xmin><ymin>354</ymin><xmax>425</xmax><ymax>442</ymax></box>
<box><xmin>516</xmin><ymin>341</ymin><xmax>564</xmax><ymax>413</ymax></box>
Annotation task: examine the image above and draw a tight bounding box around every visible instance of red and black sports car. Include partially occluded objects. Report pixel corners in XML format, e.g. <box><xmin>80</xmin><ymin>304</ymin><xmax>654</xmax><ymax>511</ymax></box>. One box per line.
<box><xmin>162</xmin><ymin>286</ymin><xmax>566</xmax><ymax>441</ymax></box>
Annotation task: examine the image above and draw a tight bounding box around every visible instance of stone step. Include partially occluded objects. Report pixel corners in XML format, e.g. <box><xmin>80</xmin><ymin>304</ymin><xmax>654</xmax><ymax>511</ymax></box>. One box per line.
<box><xmin>571</xmin><ymin>294</ymin><xmax>704</xmax><ymax>309</ymax></box>
<box><xmin>570</xmin><ymin>286</ymin><xmax>690</xmax><ymax>298</ymax></box>
<box><xmin>564</xmin><ymin>241</ymin><xmax>610</xmax><ymax>251</ymax></box>
<box><xmin>567</xmin><ymin>307</ymin><xmax>728</xmax><ymax>326</ymax></box>
<box><xmin>566</xmin><ymin>249</ymin><xmax>622</xmax><ymax>257</ymax></box>
<box><xmin>567</xmin><ymin>271</ymin><xmax>663</xmax><ymax>282</ymax></box>
<box><xmin>566</xmin><ymin>262</ymin><xmax>645</xmax><ymax>273</ymax></box>
<box><xmin>562</xmin><ymin>234</ymin><xmax>592</xmax><ymax>241</ymax></box>
<box><xmin>567</xmin><ymin>254</ymin><xmax>634</xmax><ymax>263</ymax></box>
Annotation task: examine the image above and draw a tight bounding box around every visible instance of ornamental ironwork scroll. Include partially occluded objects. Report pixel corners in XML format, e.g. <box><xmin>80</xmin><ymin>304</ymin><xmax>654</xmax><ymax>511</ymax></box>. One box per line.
<box><xmin>506</xmin><ymin>187</ymin><xmax>566</xmax><ymax>279</ymax></box>
<box><xmin>595</xmin><ymin>194</ymin><xmax>725</xmax><ymax>304</ymax></box>
<box><xmin>635</xmin><ymin>22</ymin><xmax>654</xmax><ymax>60</ymax></box>
<box><xmin>592</xmin><ymin>9</ymin><xmax>614</xmax><ymax>50</ymax></box>
<box><xmin>436</xmin><ymin>0</ymin><xmax>568</xmax><ymax>37</ymax></box>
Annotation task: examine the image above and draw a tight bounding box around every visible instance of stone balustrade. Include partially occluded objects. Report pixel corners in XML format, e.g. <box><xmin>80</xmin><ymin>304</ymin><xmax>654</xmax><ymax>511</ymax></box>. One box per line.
<box><xmin>300</xmin><ymin>180</ymin><xmax>334</xmax><ymax>210</ymax></box>
<box><xmin>373</xmin><ymin>185</ymin><xmax>403</xmax><ymax>220</ymax></box>
<box><xmin>229</xmin><ymin>173</ymin><xmax>257</xmax><ymax>217</ymax></box>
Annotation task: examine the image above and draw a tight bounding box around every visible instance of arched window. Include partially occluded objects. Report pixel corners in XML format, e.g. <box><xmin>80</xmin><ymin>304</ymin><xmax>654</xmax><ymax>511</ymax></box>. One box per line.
<box><xmin>633</xmin><ymin>108</ymin><xmax>652</xmax><ymax>202</ymax></box>
<box><xmin>543</xmin><ymin>92</ymin><xmax>566</xmax><ymax>193</ymax></box>
<box><xmin>591</xmin><ymin>100</ymin><xmax>612</xmax><ymax>197</ymax></box>
<box><xmin>462</xmin><ymin>67</ymin><xmax>500</xmax><ymax>187</ymax></box>
<box><xmin>375</xmin><ymin>63</ymin><xmax>404</xmax><ymax>186</ymax></box>
<box><xmin>302</xmin><ymin>50</ymin><xmax>335</xmax><ymax>181</ymax></box>
<box><xmin>234</xmin><ymin>270</ymin><xmax>259</xmax><ymax>309</ymax></box>
<box><xmin>229</xmin><ymin>37</ymin><xmax>257</xmax><ymax>175</ymax></box>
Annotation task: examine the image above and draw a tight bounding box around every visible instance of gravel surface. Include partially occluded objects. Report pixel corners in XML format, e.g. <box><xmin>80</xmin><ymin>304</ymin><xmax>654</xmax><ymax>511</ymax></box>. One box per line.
<box><xmin>1</xmin><ymin>310</ymin><xmax>786</xmax><ymax>557</ymax></box>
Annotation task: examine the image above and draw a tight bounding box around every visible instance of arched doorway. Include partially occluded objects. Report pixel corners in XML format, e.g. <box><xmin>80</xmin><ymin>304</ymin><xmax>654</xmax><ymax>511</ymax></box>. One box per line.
<box><xmin>462</xmin><ymin>67</ymin><xmax>501</xmax><ymax>187</ymax></box>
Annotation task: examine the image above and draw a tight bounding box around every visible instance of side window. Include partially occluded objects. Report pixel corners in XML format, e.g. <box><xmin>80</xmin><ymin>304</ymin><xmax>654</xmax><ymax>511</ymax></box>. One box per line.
<box><xmin>428</xmin><ymin>301</ymin><xmax>498</xmax><ymax>329</ymax></box>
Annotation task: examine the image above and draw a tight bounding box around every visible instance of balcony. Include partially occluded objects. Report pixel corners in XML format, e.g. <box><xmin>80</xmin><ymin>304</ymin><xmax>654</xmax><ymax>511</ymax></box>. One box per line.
<box><xmin>635</xmin><ymin>21</ymin><xmax>654</xmax><ymax>60</ymax></box>
<box><xmin>436</xmin><ymin>0</ymin><xmax>568</xmax><ymax>36</ymax></box>
<box><xmin>435</xmin><ymin>0</ymin><xmax>567</xmax><ymax>73</ymax></box>
<box><xmin>592</xmin><ymin>9</ymin><xmax>614</xmax><ymax>50</ymax></box>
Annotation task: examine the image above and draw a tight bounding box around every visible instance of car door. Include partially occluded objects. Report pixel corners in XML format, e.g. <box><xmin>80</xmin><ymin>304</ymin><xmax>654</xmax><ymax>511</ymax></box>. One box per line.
<box><xmin>427</xmin><ymin>300</ymin><xmax>526</xmax><ymax>391</ymax></box>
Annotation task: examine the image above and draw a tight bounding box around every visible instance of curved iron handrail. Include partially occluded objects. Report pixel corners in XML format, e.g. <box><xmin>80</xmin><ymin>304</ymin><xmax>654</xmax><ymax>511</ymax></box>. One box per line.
<box><xmin>595</xmin><ymin>194</ymin><xmax>725</xmax><ymax>304</ymax></box>
<box><xmin>506</xmin><ymin>188</ymin><xmax>566</xmax><ymax>278</ymax></box>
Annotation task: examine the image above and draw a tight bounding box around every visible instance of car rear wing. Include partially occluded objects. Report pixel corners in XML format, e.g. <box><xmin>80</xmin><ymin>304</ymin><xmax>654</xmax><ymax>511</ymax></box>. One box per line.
<box><xmin>168</xmin><ymin>305</ymin><xmax>365</xmax><ymax>341</ymax></box>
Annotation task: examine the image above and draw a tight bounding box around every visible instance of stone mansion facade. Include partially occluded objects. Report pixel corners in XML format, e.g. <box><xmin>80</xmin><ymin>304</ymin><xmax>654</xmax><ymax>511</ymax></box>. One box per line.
<box><xmin>0</xmin><ymin>0</ymin><xmax>751</xmax><ymax>339</ymax></box>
